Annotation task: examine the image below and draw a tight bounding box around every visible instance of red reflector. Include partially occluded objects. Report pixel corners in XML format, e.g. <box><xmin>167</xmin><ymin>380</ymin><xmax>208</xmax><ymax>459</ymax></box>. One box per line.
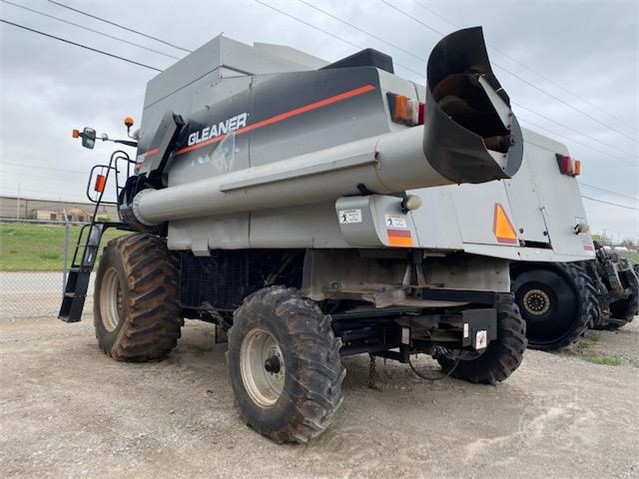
<box><xmin>562</xmin><ymin>155</ymin><xmax>571</xmax><ymax>174</ymax></box>
<box><xmin>418</xmin><ymin>103</ymin><xmax>425</xmax><ymax>125</ymax></box>
<box><xmin>94</xmin><ymin>174</ymin><xmax>106</xmax><ymax>193</ymax></box>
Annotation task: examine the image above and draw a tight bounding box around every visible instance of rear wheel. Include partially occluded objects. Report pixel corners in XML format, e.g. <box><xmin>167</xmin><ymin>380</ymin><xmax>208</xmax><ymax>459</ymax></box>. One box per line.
<box><xmin>438</xmin><ymin>294</ymin><xmax>527</xmax><ymax>385</ymax></box>
<box><xmin>94</xmin><ymin>234</ymin><xmax>183</xmax><ymax>361</ymax></box>
<box><xmin>511</xmin><ymin>262</ymin><xmax>597</xmax><ymax>351</ymax></box>
<box><xmin>228</xmin><ymin>286</ymin><xmax>345</xmax><ymax>443</ymax></box>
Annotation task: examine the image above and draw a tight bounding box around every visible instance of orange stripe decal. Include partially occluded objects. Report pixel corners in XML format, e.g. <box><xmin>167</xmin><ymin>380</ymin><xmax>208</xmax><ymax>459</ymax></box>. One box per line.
<box><xmin>172</xmin><ymin>84</ymin><xmax>376</xmax><ymax>157</ymax></box>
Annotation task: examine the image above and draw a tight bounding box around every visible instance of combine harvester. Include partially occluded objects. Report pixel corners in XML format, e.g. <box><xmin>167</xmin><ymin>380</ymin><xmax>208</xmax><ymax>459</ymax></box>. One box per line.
<box><xmin>58</xmin><ymin>27</ymin><xmax>633</xmax><ymax>442</ymax></box>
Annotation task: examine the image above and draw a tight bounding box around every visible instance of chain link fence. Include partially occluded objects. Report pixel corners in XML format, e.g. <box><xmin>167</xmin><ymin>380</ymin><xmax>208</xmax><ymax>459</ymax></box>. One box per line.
<box><xmin>0</xmin><ymin>219</ymin><xmax>97</xmax><ymax>320</ymax></box>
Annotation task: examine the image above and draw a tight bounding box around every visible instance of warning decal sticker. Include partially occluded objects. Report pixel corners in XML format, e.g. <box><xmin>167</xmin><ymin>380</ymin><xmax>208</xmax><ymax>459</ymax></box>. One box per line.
<box><xmin>339</xmin><ymin>209</ymin><xmax>362</xmax><ymax>224</ymax></box>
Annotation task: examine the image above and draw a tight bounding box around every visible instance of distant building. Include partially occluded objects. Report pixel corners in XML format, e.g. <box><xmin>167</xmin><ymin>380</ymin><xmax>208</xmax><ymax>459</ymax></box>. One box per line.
<box><xmin>0</xmin><ymin>196</ymin><xmax>118</xmax><ymax>222</ymax></box>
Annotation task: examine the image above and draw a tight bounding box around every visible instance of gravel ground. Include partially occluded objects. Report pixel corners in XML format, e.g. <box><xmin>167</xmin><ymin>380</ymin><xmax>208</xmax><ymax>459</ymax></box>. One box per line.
<box><xmin>0</xmin><ymin>315</ymin><xmax>637</xmax><ymax>479</ymax></box>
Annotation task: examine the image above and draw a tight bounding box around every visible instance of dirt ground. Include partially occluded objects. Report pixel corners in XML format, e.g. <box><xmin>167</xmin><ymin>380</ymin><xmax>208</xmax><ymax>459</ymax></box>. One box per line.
<box><xmin>1</xmin><ymin>316</ymin><xmax>637</xmax><ymax>479</ymax></box>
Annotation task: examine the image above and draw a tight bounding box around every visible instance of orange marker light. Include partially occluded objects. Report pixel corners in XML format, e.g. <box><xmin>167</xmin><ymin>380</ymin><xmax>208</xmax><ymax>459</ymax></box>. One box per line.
<box><xmin>574</xmin><ymin>160</ymin><xmax>581</xmax><ymax>176</ymax></box>
<box><xmin>394</xmin><ymin>95</ymin><xmax>408</xmax><ymax>123</ymax></box>
<box><xmin>94</xmin><ymin>174</ymin><xmax>106</xmax><ymax>193</ymax></box>
<box><xmin>72</xmin><ymin>129</ymin><xmax>80</xmax><ymax>138</ymax></box>
<box><xmin>124</xmin><ymin>116</ymin><xmax>135</xmax><ymax>127</ymax></box>
<box><xmin>493</xmin><ymin>203</ymin><xmax>518</xmax><ymax>244</ymax></box>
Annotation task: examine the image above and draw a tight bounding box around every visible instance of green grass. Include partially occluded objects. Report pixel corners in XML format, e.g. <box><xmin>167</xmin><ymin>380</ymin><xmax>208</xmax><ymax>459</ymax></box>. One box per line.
<box><xmin>616</xmin><ymin>250</ymin><xmax>639</xmax><ymax>266</ymax></box>
<box><xmin>583</xmin><ymin>356</ymin><xmax>623</xmax><ymax>366</ymax></box>
<box><xmin>575</xmin><ymin>336</ymin><xmax>598</xmax><ymax>353</ymax></box>
<box><xmin>0</xmin><ymin>222</ymin><xmax>128</xmax><ymax>271</ymax></box>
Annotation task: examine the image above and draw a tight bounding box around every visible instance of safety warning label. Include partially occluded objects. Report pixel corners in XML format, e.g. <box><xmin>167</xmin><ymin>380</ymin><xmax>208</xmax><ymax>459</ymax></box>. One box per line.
<box><xmin>339</xmin><ymin>209</ymin><xmax>362</xmax><ymax>224</ymax></box>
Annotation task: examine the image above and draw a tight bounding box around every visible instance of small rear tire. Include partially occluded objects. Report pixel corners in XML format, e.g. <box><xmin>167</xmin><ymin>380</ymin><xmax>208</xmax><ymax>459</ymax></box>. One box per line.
<box><xmin>93</xmin><ymin>233</ymin><xmax>183</xmax><ymax>361</ymax></box>
<box><xmin>438</xmin><ymin>294</ymin><xmax>527</xmax><ymax>385</ymax></box>
<box><xmin>228</xmin><ymin>286</ymin><xmax>345</xmax><ymax>443</ymax></box>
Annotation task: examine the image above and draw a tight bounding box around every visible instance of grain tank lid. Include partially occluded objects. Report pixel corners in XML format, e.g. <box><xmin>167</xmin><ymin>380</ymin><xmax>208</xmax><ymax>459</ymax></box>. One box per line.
<box><xmin>143</xmin><ymin>36</ymin><xmax>326</xmax><ymax>109</ymax></box>
<box><xmin>253</xmin><ymin>42</ymin><xmax>329</xmax><ymax>70</ymax></box>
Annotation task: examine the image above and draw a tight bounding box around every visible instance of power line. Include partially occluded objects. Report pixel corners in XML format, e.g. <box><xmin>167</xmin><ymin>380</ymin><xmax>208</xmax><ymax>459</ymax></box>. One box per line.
<box><xmin>0</xmin><ymin>19</ymin><xmax>163</xmax><ymax>72</ymax></box>
<box><xmin>253</xmin><ymin>0</ymin><xmax>424</xmax><ymax>78</ymax></box>
<box><xmin>1</xmin><ymin>0</ymin><xmax>180</xmax><ymax>60</ymax></box>
<box><xmin>579</xmin><ymin>182</ymin><xmax>638</xmax><ymax>202</ymax></box>
<box><xmin>581</xmin><ymin>195</ymin><xmax>639</xmax><ymax>211</ymax></box>
<box><xmin>47</xmin><ymin>0</ymin><xmax>192</xmax><ymax>53</ymax></box>
<box><xmin>299</xmin><ymin>0</ymin><xmax>424</xmax><ymax>63</ymax></box>
<box><xmin>380</xmin><ymin>0</ymin><xmax>639</xmax><ymax>146</ymax></box>
<box><xmin>414</xmin><ymin>0</ymin><xmax>635</xmax><ymax>129</ymax></box>
<box><xmin>517</xmin><ymin>115</ymin><xmax>636</xmax><ymax>167</ymax></box>
<box><xmin>291</xmin><ymin>0</ymin><xmax>637</xmax><ymax>162</ymax></box>
<box><xmin>513</xmin><ymin>101</ymin><xmax>637</xmax><ymax>163</ymax></box>
<box><xmin>2</xmin><ymin>161</ymin><xmax>87</xmax><ymax>175</ymax></box>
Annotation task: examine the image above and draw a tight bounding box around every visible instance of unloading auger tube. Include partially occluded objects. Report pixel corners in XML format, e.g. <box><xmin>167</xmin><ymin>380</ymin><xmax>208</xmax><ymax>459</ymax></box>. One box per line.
<box><xmin>130</xmin><ymin>27</ymin><xmax>523</xmax><ymax>227</ymax></box>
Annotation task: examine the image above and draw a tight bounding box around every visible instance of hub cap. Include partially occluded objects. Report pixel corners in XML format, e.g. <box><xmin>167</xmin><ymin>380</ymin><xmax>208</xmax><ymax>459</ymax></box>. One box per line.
<box><xmin>523</xmin><ymin>288</ymin><xmax>551</xmax><ymax>316</ymax></box>
<box><xmin>100</xmin><ymin>267</ymin><xmax>123</xmax><ymax>332</ymax></box>
<box><xmin>240</xmin><ymin>328</ymin><xmax>285</xmax><ymax>408</ymax></box>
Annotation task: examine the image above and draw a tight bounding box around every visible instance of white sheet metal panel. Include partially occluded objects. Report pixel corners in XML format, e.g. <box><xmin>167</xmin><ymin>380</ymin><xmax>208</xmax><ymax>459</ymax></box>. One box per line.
<box><xmin>521</xmin><ymin>130</ymin><xmax>594</xmax><ymax>257</ymax></box>
<box><xmin>503</xmin><ymin>143</ymin><xmax>549</xmax><ymax>243</ymax></box>
<box><xmin>407</xmin><ymin>186</ymin><xmax>464</xmax><ymax>250</ymax></box>
<box><xmin>452</xmin><ymin>181</ymin><xmax>515</xmax><ymax>246</ymax></box>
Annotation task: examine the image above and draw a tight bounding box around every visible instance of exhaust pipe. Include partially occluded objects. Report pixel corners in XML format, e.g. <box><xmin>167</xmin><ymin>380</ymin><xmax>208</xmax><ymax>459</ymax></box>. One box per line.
<box><xmin>131</xmin><ymin>27</ymin><xmax>522</xmax><ymax>226</ymax></box>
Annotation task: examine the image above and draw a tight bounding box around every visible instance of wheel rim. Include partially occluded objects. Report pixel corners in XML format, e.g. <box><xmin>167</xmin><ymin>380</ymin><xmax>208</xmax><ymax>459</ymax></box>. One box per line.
<box><xmin>522</xmin><ymin>288</ymin><xmax>551</xmax><ymax>316</ymax></box>
<box><xmin>100</xmin><ymin>267</ymin><xmax>123</xmax><ymax>332</ymax></box>
<box><xmin>513</xmin><ymin>270</ymin><xmax>579</xmax><ymax>347</ymax></box>
<box><xmin>240</xmin><ymin>328</ymin><xmax>285</xmax><ymax>408</ymax></box>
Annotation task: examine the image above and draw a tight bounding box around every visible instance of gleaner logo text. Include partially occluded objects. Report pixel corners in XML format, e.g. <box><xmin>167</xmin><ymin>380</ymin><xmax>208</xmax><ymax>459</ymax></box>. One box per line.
<box><xmin>187</xmin><ymin>112</ymin><xmax>248</xmax><ymax>146</ymax></box>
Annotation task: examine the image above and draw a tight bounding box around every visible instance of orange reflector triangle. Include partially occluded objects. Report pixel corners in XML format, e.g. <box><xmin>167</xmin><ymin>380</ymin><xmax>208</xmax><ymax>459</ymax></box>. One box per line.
<box><xmin>493</xmin><ymin>203</ymin><xmax>518</xmax><ymax>244</ymax></box>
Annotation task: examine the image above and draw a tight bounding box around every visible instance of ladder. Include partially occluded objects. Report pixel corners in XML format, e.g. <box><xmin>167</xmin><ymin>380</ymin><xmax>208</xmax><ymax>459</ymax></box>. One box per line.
<box><xmin>58</xmin><ymin>150</ymin><xmax>134</xmax><ymax>322</ymax></box>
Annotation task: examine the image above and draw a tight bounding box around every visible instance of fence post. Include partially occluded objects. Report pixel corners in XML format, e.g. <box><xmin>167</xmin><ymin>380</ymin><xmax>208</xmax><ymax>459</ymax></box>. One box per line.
<box><xmin>62</xmin><ymin>210</ymin><xmax>69</xmax><ymax>294</ymax></box>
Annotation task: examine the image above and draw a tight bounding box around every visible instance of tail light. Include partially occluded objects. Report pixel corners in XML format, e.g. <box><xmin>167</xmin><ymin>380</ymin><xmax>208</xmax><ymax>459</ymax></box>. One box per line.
<box><xmin>387</xmin><ymin>93</ymin><xmax>425</xmax><ymax>127</ymax></box>
<box><xmin>556</xmin><ymin>154</ymin><xmax>581</xmax><ymax>176</ymax></box>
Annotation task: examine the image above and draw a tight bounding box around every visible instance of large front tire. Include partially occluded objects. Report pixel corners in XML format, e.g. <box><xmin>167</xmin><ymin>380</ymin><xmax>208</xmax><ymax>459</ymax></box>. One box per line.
<box><xmin>93</xmin><ymin>234</ymin><xmax>183</xmax><ymax>361</ymax></box>
<box><xmin>228</xmin><ymin>287</ymin><xmax>345</xmax><ymax>444</ymax></box>
<box><xmin>438</xmin><ymin>294</ymin><xmax>527</xmax><ymax>385</ymax></box>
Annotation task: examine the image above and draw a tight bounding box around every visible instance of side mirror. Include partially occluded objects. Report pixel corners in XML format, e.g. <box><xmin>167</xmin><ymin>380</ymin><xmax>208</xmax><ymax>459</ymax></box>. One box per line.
<box><xmin>81</xmin><ymin>127</ymin><xmax>96</xmax><ymax>149</ymax></box>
